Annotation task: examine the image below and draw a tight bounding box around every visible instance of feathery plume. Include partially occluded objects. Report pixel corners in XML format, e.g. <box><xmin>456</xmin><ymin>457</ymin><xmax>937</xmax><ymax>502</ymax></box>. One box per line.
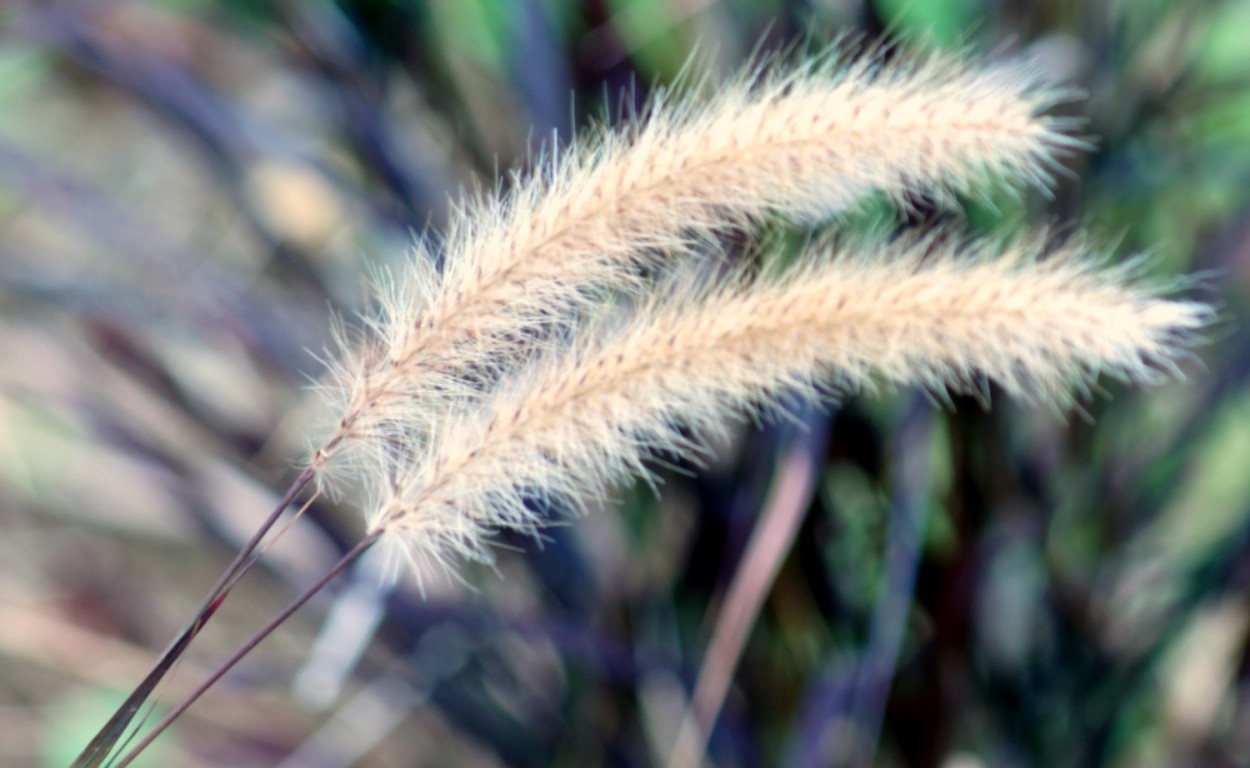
<box><xmin>313</xmin><ymin>48</ymin><xmax>1081</xmax><ymax>484</ymax></box>
<box><xmin>367</xmin><ymin>235</ymin><xmax>1210</xmax><ymax>575</ymax></box>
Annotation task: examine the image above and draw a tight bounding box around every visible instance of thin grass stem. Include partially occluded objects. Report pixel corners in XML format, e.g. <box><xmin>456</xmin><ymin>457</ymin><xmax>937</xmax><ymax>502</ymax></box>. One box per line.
<box><xmin>71</xmin><ymin>467</ymin><xmax>315</xmax><ymax>768</ymax></box>
<box><xmin>109</xmin><ymin>530</ymin><xmax>383</xmax><ymax>768</ymax></box>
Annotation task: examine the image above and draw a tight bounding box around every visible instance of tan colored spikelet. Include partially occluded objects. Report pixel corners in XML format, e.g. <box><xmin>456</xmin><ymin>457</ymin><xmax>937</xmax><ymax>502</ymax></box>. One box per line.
<box><xmin>367</xmin><ymin>235</ymin><xmax>1210</xmax><ymax>575</ymax></box>
<box><xmin>313</xmin><ymin>48</ymin><xmax>1080</xmax><ymax>484</ymax></box>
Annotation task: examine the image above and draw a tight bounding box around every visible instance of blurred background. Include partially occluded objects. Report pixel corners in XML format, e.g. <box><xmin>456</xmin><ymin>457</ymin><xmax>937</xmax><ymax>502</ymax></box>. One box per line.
<box><xmin>1</xmin><ymin>0</ymin><xmax>1248</xmax><ymax>766</ymax></box>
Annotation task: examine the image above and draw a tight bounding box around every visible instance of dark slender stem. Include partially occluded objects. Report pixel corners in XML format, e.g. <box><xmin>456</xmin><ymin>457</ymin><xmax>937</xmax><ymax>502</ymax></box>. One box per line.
<box><xmin>71</xmin><ymin>467</ymin><xmax>316</xmax><ymax>768</ymax></box>
<box><xmin>111</xmin><ymin>530</ymin><xmax>384</xmax><ymax>768</ymax></box>
<box><xmin>200</xmin><ymin>467</ymin><xmax>317</xmax><ymax>616</ymax></box>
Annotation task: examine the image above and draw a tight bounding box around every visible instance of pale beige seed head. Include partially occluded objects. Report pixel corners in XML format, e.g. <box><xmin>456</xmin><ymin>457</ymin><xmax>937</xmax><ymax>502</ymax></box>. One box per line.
<box><xmin>313</xmin><ymin>48</ymin><xmax>1081</xmax><ymax>484</ymax></box>
<box><xmin>368</xmin><ymin>235</ymin><xmax>1210</xmax><ymax>576</ymax></box>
